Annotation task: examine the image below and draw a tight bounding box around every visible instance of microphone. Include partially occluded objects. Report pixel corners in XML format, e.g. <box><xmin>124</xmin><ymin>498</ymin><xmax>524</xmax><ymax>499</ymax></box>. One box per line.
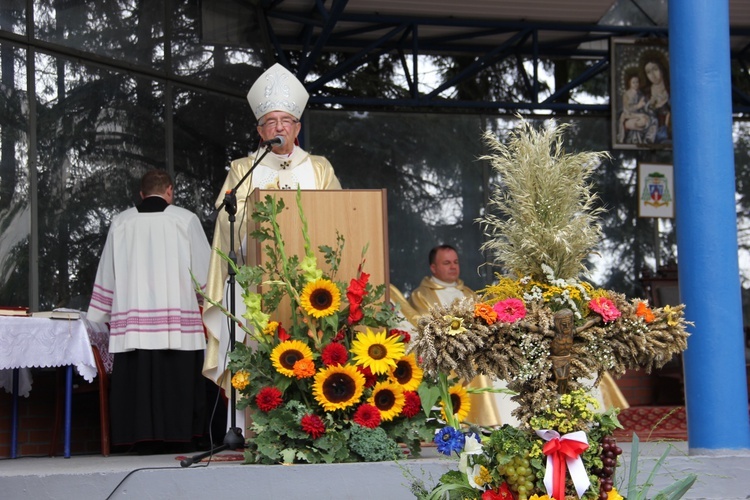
<box><xmin>260</xmin><ymin>136</ymin><xmax>284</xmax><ymax>148</ymax></box>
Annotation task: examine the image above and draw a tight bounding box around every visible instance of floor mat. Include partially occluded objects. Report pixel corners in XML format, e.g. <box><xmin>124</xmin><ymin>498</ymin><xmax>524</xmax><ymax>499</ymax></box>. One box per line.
<box><xmin>613</xmin><ymin>405</ymin><xmax>687</xmax><ymax>442</ymax></box>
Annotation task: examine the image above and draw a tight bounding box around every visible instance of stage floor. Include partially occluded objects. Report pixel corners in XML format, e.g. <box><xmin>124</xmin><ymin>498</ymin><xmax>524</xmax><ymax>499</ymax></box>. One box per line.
<box><xmin>1</xmin><ymin>442</ymin><xmax>748</xmax><ymax>499</ymax></box>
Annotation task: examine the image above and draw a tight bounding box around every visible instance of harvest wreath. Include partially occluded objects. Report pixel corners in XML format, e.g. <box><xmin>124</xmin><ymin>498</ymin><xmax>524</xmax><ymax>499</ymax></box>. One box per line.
<box><xmin>407</xmin><ymin>120</ymin><xmax>694</xmax><ymax>500</ymax></box>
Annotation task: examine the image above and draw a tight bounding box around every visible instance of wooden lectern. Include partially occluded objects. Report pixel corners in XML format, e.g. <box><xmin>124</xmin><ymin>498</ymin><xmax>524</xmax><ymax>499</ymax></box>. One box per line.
<box><xmin>247</xmin><ymin>189</ymin><xmax>390</xmax><ymax>324</ymax></box>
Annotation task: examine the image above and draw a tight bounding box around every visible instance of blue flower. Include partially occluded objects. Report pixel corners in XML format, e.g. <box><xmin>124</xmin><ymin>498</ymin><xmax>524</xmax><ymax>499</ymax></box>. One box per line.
<box><xmin>434</xmin><ymin>426</ymin><xmax>465</xmax><ymax>456</ymax></box>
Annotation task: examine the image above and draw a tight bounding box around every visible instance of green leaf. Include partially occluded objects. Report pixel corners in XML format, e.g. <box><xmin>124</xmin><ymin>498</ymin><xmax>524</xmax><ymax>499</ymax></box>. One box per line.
<box><xmin>657</xmin><ymin>473</ymin><xmax>698</xmax><ymax>500</ymax></box>
<box><xmin>627</xmin><ymin>433</ymin><xmax>640</xmax><ymax>498</ymax></box>
<box><xmin>280</xmin><ymin>448</ymin><xmax>297</xmax><ymax>463</ymax></box>
<box><xmin>417</xmin><ymin>383</ymin><xmax>441</xmax><ymax>418</ymax></box>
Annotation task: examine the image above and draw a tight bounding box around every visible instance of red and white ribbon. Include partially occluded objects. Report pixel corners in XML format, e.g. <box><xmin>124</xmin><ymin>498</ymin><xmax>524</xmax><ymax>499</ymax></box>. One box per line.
<box><xmin>536</xmin><ymin>429</ymin><xmax>590</xmax><ymax>500</ymax></box>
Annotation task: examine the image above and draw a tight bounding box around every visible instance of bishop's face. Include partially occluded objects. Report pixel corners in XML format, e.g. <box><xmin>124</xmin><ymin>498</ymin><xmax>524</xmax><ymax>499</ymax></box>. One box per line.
<box><xmin>257</xmin><ymin>111</ymin><xmax>301</xmax><ymax>155</ymax></box>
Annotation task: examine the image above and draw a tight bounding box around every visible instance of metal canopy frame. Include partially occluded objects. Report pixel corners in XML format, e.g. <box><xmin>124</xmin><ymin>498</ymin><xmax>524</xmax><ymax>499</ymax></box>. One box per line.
<box><xmin>258</xmin><ymin>0</ymin><xmax>750</xmax><ymax>114</ymax></box>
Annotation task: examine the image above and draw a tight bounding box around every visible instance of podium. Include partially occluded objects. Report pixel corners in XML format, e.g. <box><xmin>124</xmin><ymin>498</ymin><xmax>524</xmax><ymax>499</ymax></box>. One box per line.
<box><xmin>247</xmin><ymin>189</ymin><xmax>390</xmax><ymax>324</ymax></box>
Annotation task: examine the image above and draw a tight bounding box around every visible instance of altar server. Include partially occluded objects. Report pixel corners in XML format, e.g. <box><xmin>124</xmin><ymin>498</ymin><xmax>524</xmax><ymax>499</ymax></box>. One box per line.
<box><xmin>88</xmin><ymin>169</ymin><xmax>211</xmax><ymax>453</ymax></box>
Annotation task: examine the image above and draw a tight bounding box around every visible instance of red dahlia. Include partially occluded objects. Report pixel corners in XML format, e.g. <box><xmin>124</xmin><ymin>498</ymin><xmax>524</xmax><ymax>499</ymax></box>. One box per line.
<box><xmin>256</xmin><ymin>386</ymin><xmax>283</xmax><ymax>412</ymax></box>
<box><xmin>353</xmin><ymin>403</ymin><xmax>382</xmax><ymax>428</ymax></box>
<box><xmin>356</xmin><ymin>365</ymin><xmax>377</xmax><ymax>388</ymax></box>
<box><xmin>321</xmin><ymin>342</ymin><xmax>349</xmax><ymax>366</ymax></box>
<box><xmin>300</xmin><ymin>414</ymin><xmax>326</xmax><ymax>439</ymax></box>
<box><xmin>401</xmin><ymin>391</ymin><xmax>421</xmax><ymax>418</ymax></box>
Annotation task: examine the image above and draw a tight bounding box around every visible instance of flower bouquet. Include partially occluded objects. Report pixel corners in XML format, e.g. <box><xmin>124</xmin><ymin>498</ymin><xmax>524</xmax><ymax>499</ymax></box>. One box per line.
<box><xmin>408</xmin><ymin>119</ymin><xmax>695</xmax><ymax>499</ymax></box>
<box><xmin>207</xmin><ymin>191</ymin><xmax>441</xmax><ymax>464</ymax></box>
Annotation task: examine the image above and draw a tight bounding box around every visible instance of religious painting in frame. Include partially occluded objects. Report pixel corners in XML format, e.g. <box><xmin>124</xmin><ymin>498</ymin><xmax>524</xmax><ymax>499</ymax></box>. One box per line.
<box><xmin>611</xmin><ymin>37</ymin><xmax>671</xmax><ymax>150</ymax></box>
<box><xmin>638</xmin><ymin>162</ymin><xmax>675</xmax><ymax>219</ymax></box>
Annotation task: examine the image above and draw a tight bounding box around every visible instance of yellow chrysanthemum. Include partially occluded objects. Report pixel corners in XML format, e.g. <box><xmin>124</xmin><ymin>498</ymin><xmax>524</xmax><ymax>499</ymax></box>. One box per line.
<box><xmin>440</xmin><ymin>382</ymin><xmax>471</xmax><ymax>423</ymax></box>
<box><xmin>389</xmin><ymin>353</ymin><xmax>423</xmax><ymax>391</ymax></box>
<box><xmin>313</xmin><ymin>364</ymin><xmax>365</xmax><ymax>411</ymax></box>
<box><xmin>231</xmin><ymin>370</ymin><xmax>250</xmax><ymax>390</ymax></box>
<box><xmin>350</xmin><ymin>328</ymin><xmax>406</xmax><ymax>375</ymax></box>
<box><xmin>368</xmin><ymin>381</ymin><xmax>406</xmax><ymax>421</ymax></box>
<box><xmin>271</xmin><ymin>340</ymin><xmax>314</xmax><ymax>377</ymax></box>
<box><xmin>300</xmin><ymin>279</ymin><xmax>341</xmax><ymax>318</ymax></box>
<box><xmin>293</xmin><ymin>358</ymin><xmax>316</xmax><ymax>379</ymax></box>
<box><xmin>263</xmin><ymin>320</ymin><xmax>279</xmax><ymax>336</ymax></box>
<box><xmin>529</xmin><ymin>495</ymin><xmax>553</xmax><ymax>500</ymax></box>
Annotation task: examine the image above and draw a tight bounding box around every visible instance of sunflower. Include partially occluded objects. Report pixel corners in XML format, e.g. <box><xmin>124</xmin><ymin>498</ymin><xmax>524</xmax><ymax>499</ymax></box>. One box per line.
<box><xmin>313</xmin><ymin>364</ymin><xmax>365</xmax><ymax>411</ymax></box>
<box><xmin>368</xmin><ymin>381</ymin><xmax>406</xmax><ymax>421</ymax></box>
<box><xmin>350</xmin><ymin>328</ymin><xmax>406</xmax><ymax>375</ymax></box>
<box><xmin>271</xmin><ymin>340</ymin><xmax>314</xmax><ymax>377</ymax></box>
<box><xmin>300</xmin><ymin>279</ymin><xmax>341</xmax><ymax>318</ymax></box>
<box><xmin>441</xmin><ymin>382</ymin><xmax>471</xmax><ymax>423</ymax></box>
<box><xmin>389</xmin><ymin>353</ymin><xmax>423</xmax><ymax>391</ymax></box>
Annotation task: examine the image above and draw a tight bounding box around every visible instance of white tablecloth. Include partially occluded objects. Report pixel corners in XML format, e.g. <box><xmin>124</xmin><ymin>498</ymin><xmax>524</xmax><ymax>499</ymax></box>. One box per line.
<box><xmin>0</xmin><ymin>316</ymin><xmax>110</xmax><ymax>397</ymax></box>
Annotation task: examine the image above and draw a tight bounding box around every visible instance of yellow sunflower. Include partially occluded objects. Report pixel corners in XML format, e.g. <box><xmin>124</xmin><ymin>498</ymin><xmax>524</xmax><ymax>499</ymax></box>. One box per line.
<box><xmin>300</xmin><ymin>279</ymin><xmax>341</xmax><ymax>318</ymax></box>
<box><xmin>368</xmin><ymin>380</ymin><xmax>406</xmax><ymax>421</ymax></box>
<box><xmin>313</xmin><ymin>364</ymin><xmax>365</xmax><ymax>411</ymax></box>
<box><xmin>271</xmin><ymin>340</ymin><xmax>314</xmax><ymax>378</ymax></box>
<box><xmin>388</xmin><ymin>353</ymin><xmax>423</xmax><ymax>391</ymax></box>
<box><xmin>441</xmin><ymin>382</ymin><xmax>471</xmax><ymax>423</ymax></box>
<box><xmin>350</xmin><ymin>328</ymin><xmax>406</xmax><ymax>375</ymax></box>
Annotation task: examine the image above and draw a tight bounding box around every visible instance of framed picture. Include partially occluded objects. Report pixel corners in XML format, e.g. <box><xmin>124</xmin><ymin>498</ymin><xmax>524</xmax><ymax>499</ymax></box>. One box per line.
<box><xmin>638</xmin><ymin>163</ymin><xmax>674</xmax><ymax>218</ymax></box>
<box><xmin>611</xmin><ymin>37</ymin><xmax>671</xmax><ymax>150</ymax></box>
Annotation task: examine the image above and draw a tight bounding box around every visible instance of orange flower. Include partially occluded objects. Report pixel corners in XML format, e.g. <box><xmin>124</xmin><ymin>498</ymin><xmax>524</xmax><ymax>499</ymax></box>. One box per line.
<box><xmin>293</xmin><ymin>358</ymin><xmax>316</xmax><ymax>379</ymax></box>
<box><xmin>474</xmin><ymin>302</ymin><xmax>498</xmax><ymax>325</ymax></box>
<box><xmin>636</xmin><ymin>301</ymin><xmax>655</xmax><ymax>323</ymax></box>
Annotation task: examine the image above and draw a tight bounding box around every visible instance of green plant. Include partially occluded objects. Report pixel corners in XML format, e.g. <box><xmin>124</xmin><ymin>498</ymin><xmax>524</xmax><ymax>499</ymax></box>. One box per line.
<box><xmin>624</xmin><ymin>434</ymin><xmax>697</xmax><ymax>500</ymax></box>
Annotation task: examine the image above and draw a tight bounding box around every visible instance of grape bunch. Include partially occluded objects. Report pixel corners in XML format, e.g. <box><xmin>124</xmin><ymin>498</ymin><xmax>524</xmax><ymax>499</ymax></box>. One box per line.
<box><xmin>497</xmin><ymin>453</ymin><xmax>536</xmax><ymax>500</ymax></box>
<box><xmin>596</xmin><ymin>434</ymin><xmax>623</xmax><ymax>499</ymax></box>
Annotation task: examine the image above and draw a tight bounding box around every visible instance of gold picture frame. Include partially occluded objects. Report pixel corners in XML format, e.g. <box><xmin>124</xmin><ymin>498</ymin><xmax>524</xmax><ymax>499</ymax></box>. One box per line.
<box><xmin>611</xmin><ymin>37</ymin><xmax>671</xmax><ymax>150</ymax></box>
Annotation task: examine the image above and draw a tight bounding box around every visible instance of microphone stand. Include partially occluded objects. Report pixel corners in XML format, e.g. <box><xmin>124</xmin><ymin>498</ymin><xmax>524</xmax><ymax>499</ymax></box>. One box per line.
<box><xmin>181</xmin><ymin>143</ymin><xmax>275</xmax><ymax>467</ymax></box>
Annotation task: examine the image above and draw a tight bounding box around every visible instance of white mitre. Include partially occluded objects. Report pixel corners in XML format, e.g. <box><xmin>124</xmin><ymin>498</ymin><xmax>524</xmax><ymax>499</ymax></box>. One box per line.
<box><xmin>246</xmin><ymin>63</ymin><xmax>309</xmax><ymax>121</ymax></box>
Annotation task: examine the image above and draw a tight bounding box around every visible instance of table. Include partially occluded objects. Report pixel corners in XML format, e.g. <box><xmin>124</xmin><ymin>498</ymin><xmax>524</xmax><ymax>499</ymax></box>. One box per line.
<box><xmin>0</xmin><ymin>315</ymin><xmax>110</xmax><ymax>458</ymax></box>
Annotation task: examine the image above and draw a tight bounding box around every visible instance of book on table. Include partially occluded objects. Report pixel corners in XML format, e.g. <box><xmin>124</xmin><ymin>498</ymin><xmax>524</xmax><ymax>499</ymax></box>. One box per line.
<box><xmin>31</xmin><ymin>309</ymin><xmax>82</xmax><ymax>320</ymax></box>
<box><xmin>0</xmin><ymin>306</ymin><xmax>30</xmax><ymax>317</ymax></box>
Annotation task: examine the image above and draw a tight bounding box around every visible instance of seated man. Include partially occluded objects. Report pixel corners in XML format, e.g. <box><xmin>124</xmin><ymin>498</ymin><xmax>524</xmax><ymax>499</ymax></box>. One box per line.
<box><xmin>408</xmin><ymin>244</ymin><xmax>511</xmax><ymax>427</ymax></box>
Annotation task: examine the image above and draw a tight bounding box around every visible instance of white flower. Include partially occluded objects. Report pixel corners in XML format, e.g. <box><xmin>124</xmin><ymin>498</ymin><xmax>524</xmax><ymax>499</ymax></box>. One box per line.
<box><xmin>458</xmin><ymin>433</ymin><xmax>483</xmax><ymax>474</ymax></box>
<box><xmin>467</xmin><ymin>464</ymin><xmax>488</xmax><ymax>490</ymax></box>
<box><xmin>541</xmin><ymin>263</ymin><xmax>555</xmax><ymax>280</ymax></box>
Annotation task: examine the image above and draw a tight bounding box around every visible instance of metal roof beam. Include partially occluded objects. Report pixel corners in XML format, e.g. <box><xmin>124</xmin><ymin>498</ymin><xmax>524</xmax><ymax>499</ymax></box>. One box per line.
<box><xmin>298</xmin><ymin>0</ymin><xmax>349</xmax><ymax>80</ymax></box>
